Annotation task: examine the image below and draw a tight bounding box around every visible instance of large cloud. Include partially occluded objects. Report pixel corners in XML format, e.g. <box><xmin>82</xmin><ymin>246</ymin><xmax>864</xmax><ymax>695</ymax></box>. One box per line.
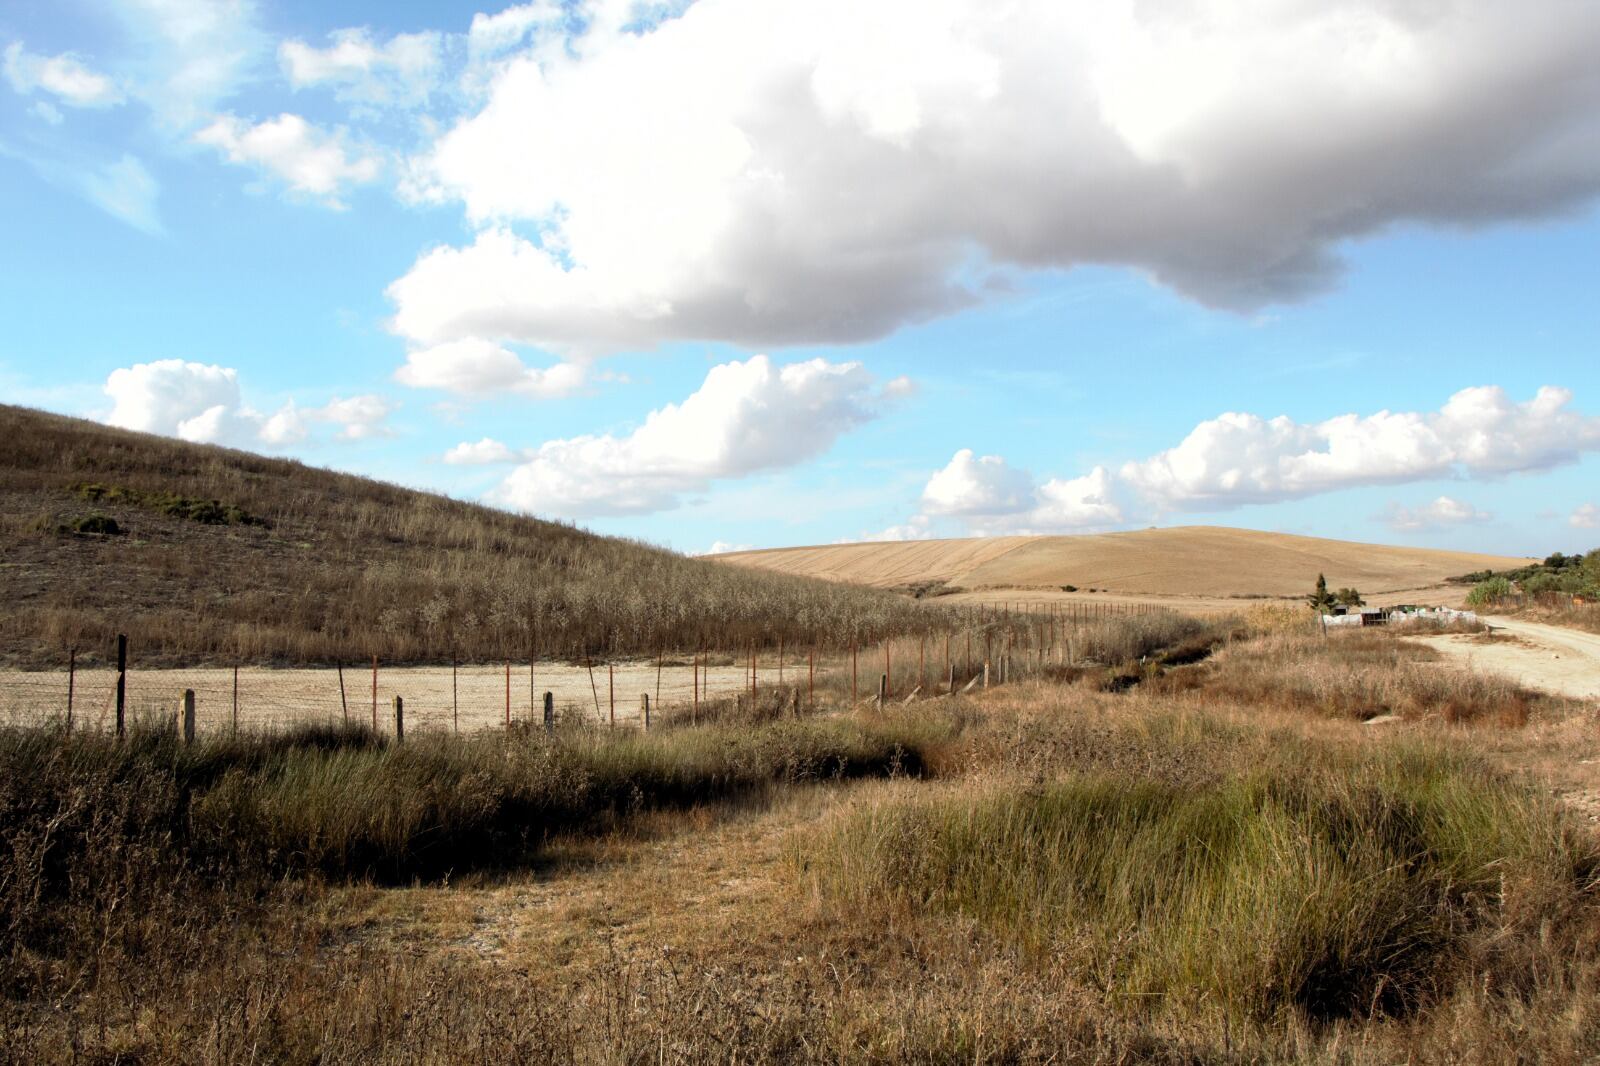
<box><xmin>103</xmin><ymin>359</ymin><xmax>393</xmax><ymax>447</ymax></box>
<box><xmin>480</xmin><ymin>355</ymin><xmax>897</xmax><ymax>516</ymax></box>
<box><xmin>388</xmin><ymin>0</ymin><xmax>1600</xmax><ymax>360</ymax></box>
<box><xmin>877</xmin><ymin>385</ymin><xmax>1597</xmax><ymax>541</ymax></box>
<box><xmin>1122</xmin><ymin>386</ymin><xmax>1600</xmax><ymax>509</ymax></box>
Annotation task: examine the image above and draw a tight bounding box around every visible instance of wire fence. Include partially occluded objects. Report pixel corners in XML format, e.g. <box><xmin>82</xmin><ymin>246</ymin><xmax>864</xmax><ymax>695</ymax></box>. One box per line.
<box><xmin>0</xmin><ymin>603</ymin><xmax>1181</xmax><ymax>739</ymax></box>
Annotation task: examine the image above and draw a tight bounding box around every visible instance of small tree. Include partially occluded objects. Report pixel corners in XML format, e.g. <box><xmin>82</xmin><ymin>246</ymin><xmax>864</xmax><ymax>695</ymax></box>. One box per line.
<box><xmin>1334</xmin><ymin>587</ymin><xmax>1365</xmax><ymax>607</ymax></box>
<box><xmin>1307</xmin><ymin>573</ymin><xmax>1336</xmax><ymax>612</ymax></box>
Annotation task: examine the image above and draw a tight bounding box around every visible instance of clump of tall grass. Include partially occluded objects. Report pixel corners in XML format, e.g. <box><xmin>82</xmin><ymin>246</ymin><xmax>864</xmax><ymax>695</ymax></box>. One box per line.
<box><xmin>805</xmin><ymin>740</ymin><xmax>1597</xmax><ymax>1025</ymax></box>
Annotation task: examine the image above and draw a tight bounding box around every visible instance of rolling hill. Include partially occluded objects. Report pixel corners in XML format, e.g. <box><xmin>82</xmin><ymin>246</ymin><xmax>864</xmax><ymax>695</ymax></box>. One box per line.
<box><xmin>714</xmin><ymin>526</ymin><xmax>1533</xmax><ymax>607</ymax></box>
<box><xmin>0</xmin><ymin>404</ymin><xmax>930</xmax><ymax>666</ymax></box>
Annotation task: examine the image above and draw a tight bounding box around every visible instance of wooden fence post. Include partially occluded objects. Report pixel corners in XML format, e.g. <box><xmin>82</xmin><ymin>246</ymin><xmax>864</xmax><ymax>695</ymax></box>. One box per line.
<box><xmin>180</xmin><ymin>689</ymin><xmax>195</xmax><ymax>744</ymax></box>
<box><xmin>809</xmin><ymin>645</ymin><xmax>815</xmax><ymax>704</ymax></box>
<box><xmin>656</xmin><ymin>649</ymin><xmax>662</xmax><ymax>713</ymax></box>
<box><xmin>983</xmin><ymin>660</ymin><xmax>990</xmax><ymax>688</ymax></box>
<box><xmin>452</xmin><ymin>654</ymin><xmax>458</xmax><ymax>733</ymax></box>
<box><xmin>543</xmin><ymin>691</ymin><xmax>554</xmax><ymax>734</ymax></box>
<box><xmin>338</xmin><ymin>662</ymin><xmax>348</xmax><ymax>726</ymax></box>
<box><xmin>370</xmin><ymin>655</ymin><xmax>378</xmax><ymax>732</ymax></box>
<box><xmin>641</xmin><ymin>693</ymin><xmax>650</xmax><ymax>730</ymax></box>
<box><xmin>505</xmin><ymin>660</ymin><xmax>512</xmax><ymax>730</ymax></box>
<box><xmin>884</xmin><ymin>642</ymin><xmax>891</xmax><ymax>698</ymax></box>
<box><xmin>608</xmin><ymin>663</ymin><xmax>615</xmax><ymax>726</ymax></box>
<box><xmin>66</xmin><ymin>647</ymin><xmax>75</xmax><ymax>733</ymax></box>
<box><xmin>692</xmin><ymin>652</ymin><xmax>699</xmax><ymax>717</ymax></box>
<box><xmin>115</xmin><ymin>633</ymin><xmax>127</xmax><ymax>738</ymax></box>
<box><xmin>232</xmin><ymin>665</ymin><xmax>239</xmax><ymax>735</ymax></box>
<box><xmin>878</xmin><ymin>673</ymin><xmax>887</xmax><ymax>708</ymax></box>
<box><xmin>393</xmin><ymin>695</ymin><xmax>404</xmax><ymax>742</ymax></box>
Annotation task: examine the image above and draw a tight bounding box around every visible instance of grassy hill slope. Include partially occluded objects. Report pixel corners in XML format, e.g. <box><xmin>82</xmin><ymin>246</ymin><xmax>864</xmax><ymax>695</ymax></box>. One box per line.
<box><xmin>0</xmin><ymin>405</ymin><xmax>930</xmax><ymax>666</ymax></box>
<box><xmin>717</xmin><ymin>526</ymin><xmax>1533</xmax><ymax>602</ymax></box>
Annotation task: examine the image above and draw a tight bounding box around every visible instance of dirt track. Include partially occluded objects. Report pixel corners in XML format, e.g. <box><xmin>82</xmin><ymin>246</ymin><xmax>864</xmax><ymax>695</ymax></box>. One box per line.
<box><xmin>1412</xmin><ymin>617</ymin><xmax>1600</xmax><ymax>700</ymax></box>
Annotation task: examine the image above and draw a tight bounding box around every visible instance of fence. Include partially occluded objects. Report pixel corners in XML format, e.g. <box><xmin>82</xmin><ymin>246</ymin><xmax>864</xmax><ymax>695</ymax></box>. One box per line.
<box><xmin>0</xmin><ymin>605</ymin><xmax>1181</xmax><ymax>739</ymax></box>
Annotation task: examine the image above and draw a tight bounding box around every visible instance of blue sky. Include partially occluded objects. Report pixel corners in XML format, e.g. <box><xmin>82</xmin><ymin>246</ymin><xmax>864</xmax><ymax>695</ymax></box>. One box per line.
<box><xmin>3</xmin><ymin>0</ymin><xmax>1599</xmax><ymax>557</ymax></box>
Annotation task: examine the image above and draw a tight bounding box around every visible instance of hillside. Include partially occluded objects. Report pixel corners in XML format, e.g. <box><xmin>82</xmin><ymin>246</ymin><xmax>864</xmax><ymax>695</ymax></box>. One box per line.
<box><xmin>716</xmin><ymin>526</ymin><xmax>1534</xmax><ymax>606</ymax></box>
<box><xmin>0</xmin><ymin>405</ymin><xmax>930</xmax><ymax>666</ymax></box>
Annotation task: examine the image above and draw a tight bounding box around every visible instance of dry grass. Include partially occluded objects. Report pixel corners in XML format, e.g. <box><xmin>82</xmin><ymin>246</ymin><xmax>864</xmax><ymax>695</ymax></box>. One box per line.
<box><xmin>0</xmin><ymin>404</ymin><xmax>952</xmax><ymax>667</ymax></box>
<box><xmin>3</xmin><ymin>617</ymin><xmax>1598</xmax><ymax>1063</ymax></box>
<box><xmin>1186</xmin><ymin>630</ymin><xmax>1541</xmax><ymax>725</ymax></box>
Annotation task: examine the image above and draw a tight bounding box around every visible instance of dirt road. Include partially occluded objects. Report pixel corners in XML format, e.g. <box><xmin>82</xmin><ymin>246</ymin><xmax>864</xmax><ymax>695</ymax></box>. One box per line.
<box><xmin>1413</xmin><ymin>617</ymin><xmax>1600</xmax><ymax>700</ymax></box>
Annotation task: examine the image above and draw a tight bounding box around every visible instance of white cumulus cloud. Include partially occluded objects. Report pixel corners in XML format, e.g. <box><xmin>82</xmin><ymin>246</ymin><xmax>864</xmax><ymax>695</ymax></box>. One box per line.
<box><xmin>1383</xmin><ymin>496</ymin><xmax>1493</xmax><ymax>532</ymax></box>
<box><xmin>388</xmin><ymin>0</ymin><xmax>1600</xmax><ymax>363</ymax></box>
<box><xmin>488</xmin><ymin>355</ymin><xmax>898</xmax><ymax>516</ymax></box>
<box><xmin>103</xmin><ymin>359</ymin><xmax>392</xmax><ymax>448</ymax></box>
<box><xmin>3</xmin><ymin>42</ymin><xmax>122</xmax><ymax>107</ymax></box>
<box><xmin>695</xmin><ymin>540</ymin><xmax>755</xmax><ymax>556</ymax></box>
<box><xmin>1573</xmin><ymin>503</ymin><xmax>1600</xmax><ymax>530</ymax></box>
<box><xmin>921</xmin><ymin>449</ymin><xmax>1035</xmax><ymax>516</ymax></box>
<box><xmin>443</xmin><ymin>437</ymin><xmax>522</xmax><ymax>465</ymax></box>
<box><xmin>1122</xmin><ymin>386</ymin><xmax>1600</xmax><ymax>510</ymax></box>
<box><xmin>394</xmin><ymin>337</ymin><xmax>585</xmax><ymax>397</ymax></box>
<box><xmin>196</xmin><ymin>113</ymin><xmax>381</xmax><ymax>206</ymax></box>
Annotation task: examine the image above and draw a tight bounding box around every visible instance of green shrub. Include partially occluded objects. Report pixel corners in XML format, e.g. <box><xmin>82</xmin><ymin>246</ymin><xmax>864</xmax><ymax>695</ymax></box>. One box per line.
<box><xmin>1466</xmin><ymin>575</ymin><xmax>1513</xmax><ymax>605</ymax></box>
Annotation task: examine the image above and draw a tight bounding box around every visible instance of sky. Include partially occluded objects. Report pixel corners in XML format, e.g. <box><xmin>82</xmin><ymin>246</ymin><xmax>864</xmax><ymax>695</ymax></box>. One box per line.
<box><xmin>3</xmin><ymin>0</ymin><xmax>1598</xmax><ymax>559</ymax></box>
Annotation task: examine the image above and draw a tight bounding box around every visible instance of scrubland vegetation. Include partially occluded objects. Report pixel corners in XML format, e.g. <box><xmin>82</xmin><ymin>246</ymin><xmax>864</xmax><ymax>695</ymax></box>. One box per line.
<box><xmin>0</xmin><ymin>405</ymin><xmax>945</xmax><ymax>666</ymax></box>
<box><xmin>4</xmin><ymin>608</ymin><xmax>1597</xmax><ymax>1063</ymax></box>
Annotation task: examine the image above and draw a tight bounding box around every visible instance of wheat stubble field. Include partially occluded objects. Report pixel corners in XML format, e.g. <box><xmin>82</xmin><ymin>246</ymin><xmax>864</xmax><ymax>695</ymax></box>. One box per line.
<box><xmin>5</xmin><ymin>409</ymin><xmax>1600</xmax><ymax>1064</ymax></box>
<box><xmin>717</xmin><ymin>525</ymin><xmax>1533</xmax><ymax>608</ymax></box>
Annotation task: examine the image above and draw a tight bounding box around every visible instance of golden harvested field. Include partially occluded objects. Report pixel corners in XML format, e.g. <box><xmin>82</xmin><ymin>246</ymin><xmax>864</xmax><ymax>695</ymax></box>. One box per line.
<box><xmin>718</xmin><ymin>525</ymin><xmax>1532</xmax><ymax>606</ymax></box>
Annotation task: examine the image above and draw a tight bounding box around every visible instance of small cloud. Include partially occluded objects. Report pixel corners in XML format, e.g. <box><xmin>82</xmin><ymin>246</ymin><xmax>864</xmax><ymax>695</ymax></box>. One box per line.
<box><xmin>1572</xmin><ymin>503</ymin><xmax>1600</xmax><ymax>530</ymax></box>
<box><xmin>77</xmin><ymin>154</ymin><xmax>162</xmax><ymax>234</ymax></box>
<box><xmin>1383</xmin><ymin>495</ymin><xmax>1493</xmax><ymax>532</ymax></box>
<box><xmin>195</xmin><ymin>113</ymin><xmax>381</xmax><ymax>207</ymax></box>
<box><xmin>3</xmin><ymin>41</ymin><xmax>123</xmax><ymax>107</ymax></box>
<box><xmin>279</xmin><ymin>27</ymin><xmax>443</xmax><ymax>108</ymax></box>
<box><xmin>695</xmin><ymin>540</ymin><xmax>754</xmax><ymax>556</ymax></box>
<box><xmin>443</xmin><ymin>438</ymin><xmax>522</xmax><ymax>465</ymax></box>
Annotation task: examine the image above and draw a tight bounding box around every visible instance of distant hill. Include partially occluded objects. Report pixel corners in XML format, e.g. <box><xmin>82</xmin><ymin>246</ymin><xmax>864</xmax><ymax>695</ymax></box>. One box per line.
<box><xmin>714</xmin><ymin>527</ymin><xmax>1534</xmax><ymax>606</ymax></box>
<box><xmin>0</xmin><ymin>405</ymin><xmax>928</xmax><ymax>666</ymax></box>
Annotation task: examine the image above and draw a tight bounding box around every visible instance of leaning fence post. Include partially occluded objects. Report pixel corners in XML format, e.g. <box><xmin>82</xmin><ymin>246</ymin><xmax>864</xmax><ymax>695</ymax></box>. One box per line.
<box><xmin>393</xmin><ymin>695</ymin><xmax>404</xmax><ymax>742</ymax></box>
<box><xmin>337</xmin><ymin>662</ymin><xmax>349</xmax><ymax>725</ymax></box>
<box><xmin>115</xmin><ymin>633</ymin><xmax>127</xmax><ymax>738</ymax></box>
<box><xmin>544</xmin><ymin>691</ymin><xmax>554</xmax><ymax>734</ymax></box>
<box><xmin>180</xmin><ymin>689</ymin><xmax>195</xmax><ymax>744</ymax></box>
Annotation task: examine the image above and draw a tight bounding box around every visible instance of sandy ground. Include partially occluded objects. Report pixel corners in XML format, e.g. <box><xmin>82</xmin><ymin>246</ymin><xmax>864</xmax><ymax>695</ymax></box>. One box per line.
<box><xmin>0</xmin><ymin>658</ymin><xmax>806</xmax><ymax>736</ymax></box>
<box><xmin>1411</xmin><ymin>617</ymin><xmax>1600</xmax><ymax>701</ymax></box>
<box><xmin>718</xmin><ymin>525</ymin><xmax>1528</xmax><ymax>602</ymax></box>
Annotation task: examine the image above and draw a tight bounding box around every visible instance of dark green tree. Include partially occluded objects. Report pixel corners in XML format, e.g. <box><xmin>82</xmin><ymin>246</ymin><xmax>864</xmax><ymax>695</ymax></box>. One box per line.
<box><xmin>1308</xmin><ymin>573</ymin><xmax>1336</xmax><ymax>611</ymax></box>
<box><xmin>1334</xmin><ymin>587</ymin><xmax>1365</xmax><ymax>607</ymax></box>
